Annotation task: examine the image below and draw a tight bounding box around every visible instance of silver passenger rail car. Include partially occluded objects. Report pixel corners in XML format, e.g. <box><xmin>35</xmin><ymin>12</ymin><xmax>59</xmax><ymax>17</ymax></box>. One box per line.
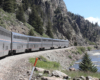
<box><xmin>60</xmin><ymin>39</ymin><xmax>69</xmax><ymax>48</ymax></box>
<box><xmin>65</xmin><ymin>40</ymin><xmax>69</xmax><ymax>48</ymax></box>
<box><xmin>12</xmin><ymin>32</ymin><xmax>28</xmax><ymax>54</ymax></box>
<box><xmin>0</xmin><ymin>26</ymin><xmax>11</xmax><ymax>57</ymax></box>
<box><xmin>52</xmin><ymin>39</ymin><xmax>60</xmax><ymax>48</ymax></box>
<box><xmin>41</xmin><ymin>37</ymin><xmax>53</xmax><ymax>49</ymax></box>
<box><xmin>28</xmin><ymin>36</ymin><xmax>42</xmax><ymax>51</ymax></box>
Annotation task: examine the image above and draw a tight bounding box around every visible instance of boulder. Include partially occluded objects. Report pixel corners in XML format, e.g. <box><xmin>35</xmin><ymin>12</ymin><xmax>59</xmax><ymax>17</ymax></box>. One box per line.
<box><xmin>38</xmin><ymin>73</ymin><xmax>43</xmax><ymax>77</ymax></box>
<box><xmin>92</xmin><ymin>77</ymin><xmax>99</xmax><ymax>80</ymax></box>
<box><xmin>35</xmin><ymin>67</ymin><xmax>45</xmax><ymax>72</ymax></box>
<box><xmin>19</xmin><ymin>78</ymin><xmax>23</xmax><ymax>80</ymax></box>
<box><xmin>44</xmin><ymin>70</ymin><xmax>50</xmax><ymax>74</ymax></box>
<box><xmin>24</xmin><ymin>78</ymin><xmax>28</xmax><ymax>80</ymax></box>
<box><xmin>41</xmin><ymin>76</ymin><xmax>64</xmax><ymax>80</ymax></box>
<box><xmin>80</xmin><ymin>76</ymin><xmax>86</xmax><ymax>80</ymax></box>
<box><xmin>52</xmin><ymin>70</ymin><xmax>68</xmax><ymax>78</ymax></box>
<box><xmin>86</xmin><ymin>76</ymin><xmax>92</xmax><ymax>80</ymax></box>
<box><xmin>19</xmin><ymin>78</ymin><xmax>28</xmax><ymax>80</ymax></box>
<box><xmin>69</xmin><ymin>68</ymin><xmax>76</xmax><ymax>71</ymax></box>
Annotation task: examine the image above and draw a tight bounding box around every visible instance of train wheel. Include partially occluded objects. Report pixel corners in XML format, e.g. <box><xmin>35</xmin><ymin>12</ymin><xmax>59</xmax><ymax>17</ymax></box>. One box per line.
<box><xmin>8</xmin><ymin>50</ymin><xmax>13</xmax><ymax>56</ymax></box>
<box><xmin>39</xmin><ymin>48</ymin><xmax>42</xmax><ymax>51</ymax></box>
<box><xmin>43</xmin><ymin>47</ymin><xmax>45</xmax><ymax>50</ymax></box>
<box><xmin>29</xmin><ymin>49</ymin><xmax>32</xmax><ymax>52</ymax></box>
<box><xmin>13</xmin><ymin>50</ymin><xmax>16</xmax><ymax>55</ymax></box>
<box><xmin>64</xmin><ymin>46</ymin><xmax>66</xmax><ymax>48</ymax></box>
<box><xmin>25</xmin><ymin>49</ymin><xmax>28</xmax><ymax>53</ymax></box>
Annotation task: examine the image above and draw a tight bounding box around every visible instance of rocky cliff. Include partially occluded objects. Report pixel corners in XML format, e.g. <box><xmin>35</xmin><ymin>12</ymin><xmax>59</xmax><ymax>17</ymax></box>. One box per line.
<box><xmin>30</xmin><ymin>0</ymin><xmax>100</xmax><ymax>45</ymax></box>
<box><xmin>0</xmin><ymin>0</ymin><xmax>100</xmax><ymax>46</ymax></box>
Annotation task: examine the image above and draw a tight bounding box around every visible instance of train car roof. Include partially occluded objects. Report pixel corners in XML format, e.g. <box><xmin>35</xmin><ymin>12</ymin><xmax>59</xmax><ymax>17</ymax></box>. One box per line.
<box><xmin>12</xmin><ymin>32</ymin><xmax>28</xmax><ymax>37</ymax></box>
<box><xmin>28</xmin><ymin>35</ymin><xmax>42</xmax><ymax>39</ymax></box>
<box><xmin>12</xmin><ymin>32</ymin><xmax>69</xmax><ymax>41</ymax></box>
<box><xmin>53</xmin><ymin>39</ymin><xmax>69</xmax><ymax>41</ymax></box>
<box><xmin>60</xmin><ymin>39</ymin><xmax>69</xmax><ymax>41</ymax></box>
<box><xmin>53</xmin><ymin>39</ymin><xmax>61</xmax><ymax>41</ymax></box>
<box><xmin>41</xmin><ymin>37</ymin><xmax>52</xmax><ymax>40</ymax></box>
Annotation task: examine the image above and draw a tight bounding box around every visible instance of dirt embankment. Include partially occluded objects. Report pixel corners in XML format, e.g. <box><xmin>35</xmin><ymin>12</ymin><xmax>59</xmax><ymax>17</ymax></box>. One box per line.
<box><xmin>0</xmin><ymin>46</ymin><xmax>96</xmax><ymax>80</ymax></box>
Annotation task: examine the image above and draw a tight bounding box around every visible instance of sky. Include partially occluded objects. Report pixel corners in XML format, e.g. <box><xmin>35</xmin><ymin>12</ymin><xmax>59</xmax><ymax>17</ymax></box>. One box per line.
<box><xmin>63</xmin><ymin>0</ymin><xmax>100</xmax><ymax>25</ymax></box>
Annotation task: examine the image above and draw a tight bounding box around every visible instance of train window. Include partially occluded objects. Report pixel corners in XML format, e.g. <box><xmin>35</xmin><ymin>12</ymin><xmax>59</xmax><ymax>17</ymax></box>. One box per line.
<box><xmin>0</xmin><ymin>29</ymin><xmax>10</xmax><ymax>37</ymax></box>
<box><xmin>29</xmin><ymin>38</ymin><xmax>33</xmax><ymax>41</ymax></box>
<box><xmin>34</xmin><ymin>38</ymin><xmax>41</xmax><ymax>42</ymax></box>
<box><xmin>14</xmin><ymin>35</ymin><xmax>27</xmax><ymax>40</ymax></box>
<box><xmin>43</xmin><ymin>39</ymin><xmax>47</xmax><ymax>42</ymax></box>
<box><xmin>29</xmin><ymin>38</ymin><xmax>41</xmax><ymax>42</ymax></box>
<box><xmin>48</xmin><ymin>40</ymin><xmax>52</xmax><ymax>42</ymax></box>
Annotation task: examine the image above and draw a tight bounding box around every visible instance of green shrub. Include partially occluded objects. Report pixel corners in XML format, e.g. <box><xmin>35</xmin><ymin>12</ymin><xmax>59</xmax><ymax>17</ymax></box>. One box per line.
<box><xmin>77</xmin><ymin>50</ymin><xmax>82</xmax><ymax>54</ymax></box>
<box><xmin>68</xmin><ymin>56</ymin><xmax>72</xmax><ymax>59</ymax></box>
<box><xmin>28</xmin><ymin>29</ymin><xmax>34</xmax><ymax>36</ymax></box>
<box><xmin>77</xmin><ymin>47</ymin><xmax>86</xmax><ymax>54</ymax></box>
<box><xmin>72</xmin><ymin>51</ymin><xmax>75</xmax><ymax>53</ymax></box>
<box><xmin>89</xmin><ymin>42</ymin><xmax>95</xmax><ymax>45</ymax></box>
<box><xmin>87</xmin><ymin>47</ymin><xmax>92</xmax><ymax>51</ymax></box>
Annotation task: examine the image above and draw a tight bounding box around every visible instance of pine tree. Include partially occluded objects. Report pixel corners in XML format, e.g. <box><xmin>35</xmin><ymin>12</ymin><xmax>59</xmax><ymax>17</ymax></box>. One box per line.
<box><xmin>0</xmin><ymin>0</ymin><xmax>4</xmax><ymax>8</ymax></box>
<box><xmin>16</xmin><ymin>6</ymin><xmax>25</xmax><ymax>22</ymax></box>
<box><xmin>36</xmin><ymin>16</ymin><xmax>43</xmax><ymax>35</ymax></box>
<box><xmin>46</xmin><ymin>21</ymin><xmax>53</xmax><ymax>38</ymax></box>
<box><xmin>13</xmin><ymin>0</ymin><xmax>17</xmax><ymax>9</ymax></box>
<box><xmin>28</xmin><ymin>29</ymin><xmax>34</xmax><ymax>36</ymax></box>
<box><xmin>79</xmin><ymin>53</ymin><xmax>97</xmax><ymax>72</ymax></box>
<box><xmin>29</xmin><ymin>5</ymin><xmax>43</xmax><ymax>35</ymax></box>
<box><xmin>3</xmin><ymin>0</ymin><xmax>15</xmax><ymax>13</ymax></box>
<box><xmin>22</xmin><ymin>0</ymin><xmax>29</xmax><ymax>11</ymax></box>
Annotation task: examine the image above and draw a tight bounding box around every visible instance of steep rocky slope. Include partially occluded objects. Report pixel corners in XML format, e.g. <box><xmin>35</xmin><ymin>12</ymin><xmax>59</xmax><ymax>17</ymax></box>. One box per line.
<box><xmin>0</xmin><ymin>0</ymin><xmax>100</xmax><ymax>45</ymax></box>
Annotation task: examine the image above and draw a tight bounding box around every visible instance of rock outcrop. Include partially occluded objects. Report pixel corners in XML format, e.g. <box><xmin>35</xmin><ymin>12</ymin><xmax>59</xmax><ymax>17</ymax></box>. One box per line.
<box><xmin>16</xmin><ymin>0</ymin><xmax>100</xmax><ymax>45</ymax></box>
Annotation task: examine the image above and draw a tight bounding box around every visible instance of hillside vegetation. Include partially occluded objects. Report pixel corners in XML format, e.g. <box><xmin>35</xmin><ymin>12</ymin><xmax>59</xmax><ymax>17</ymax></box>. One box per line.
<box><xmin>0</xmin><ymin>0</ymin><xmax>100</xmax><ymax>45</ymax></box>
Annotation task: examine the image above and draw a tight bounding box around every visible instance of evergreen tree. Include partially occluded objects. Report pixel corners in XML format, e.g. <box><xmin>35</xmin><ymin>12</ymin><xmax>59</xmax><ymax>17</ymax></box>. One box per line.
<box><xmin>3</xmin><ymin>0</ymin><xmax>15</xmax><ymax>12</ymax></box>
<box><xmin>22</xmin><ymin>0</ymin><xmax>29</xmax><ymax>11</ymax></box>
<box><xmin>29</xmin><ymin>5</ymin><xmax>43</xmax><ymax>35</ymax></box>
<box><xmin>79</xmin><ymin>53</ymin><xmax>97</xmax><ymax>72</ymax></box>
<box><xmin>16</xmin><ymin>6</ymin><xmax>25</xmax><ymax>22</ymax></box>
<box><xmin>46</xmin><ymin>21</ymin><xmax>53</xmax><ymax>38</ymax></box>
<box><xmin>0</xmin><ymin>0</ymin><xmax>4</xmax><ymax>8</ymax></box>
<box><xmin>28</xmin><ymin>29</ymin><xmax>34</xmax><ymax>36</ymax></box>
<box><xmin>36</xmin><ymin>16</ymin><xmax>44</xmax><ymax>35</ymax></box>
<box><xmin>13</xmin><ymin>0</ymin><xmax>17</xmax><ymax>9</ymax></box>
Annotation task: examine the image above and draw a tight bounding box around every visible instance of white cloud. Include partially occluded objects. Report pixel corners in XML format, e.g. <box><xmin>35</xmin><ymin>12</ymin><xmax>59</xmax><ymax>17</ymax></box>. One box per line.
<box><xmin>85</xmin><ymin>17</ymin><xmax>100</xmax><ymax>26</ymax></box>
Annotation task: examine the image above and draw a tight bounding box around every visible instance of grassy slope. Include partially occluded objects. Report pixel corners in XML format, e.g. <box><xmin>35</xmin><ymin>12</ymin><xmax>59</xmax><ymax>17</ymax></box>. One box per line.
<box><xmin>0</xmin><ymin>8</ymin><xmax>49</xmax><ymax>37</ymax></box>
<box><xmin>29</xmin><ymin>56</ymin><xmax>60</xmax><ymax>70</ymax></box>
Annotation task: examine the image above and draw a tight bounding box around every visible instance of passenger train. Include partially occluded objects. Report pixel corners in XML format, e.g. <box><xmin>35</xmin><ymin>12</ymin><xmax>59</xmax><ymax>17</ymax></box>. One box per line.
<box><xmin>0</xmin><ymin>26</ymin><xmax>69</xmax><ymax>57</ymax></box>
